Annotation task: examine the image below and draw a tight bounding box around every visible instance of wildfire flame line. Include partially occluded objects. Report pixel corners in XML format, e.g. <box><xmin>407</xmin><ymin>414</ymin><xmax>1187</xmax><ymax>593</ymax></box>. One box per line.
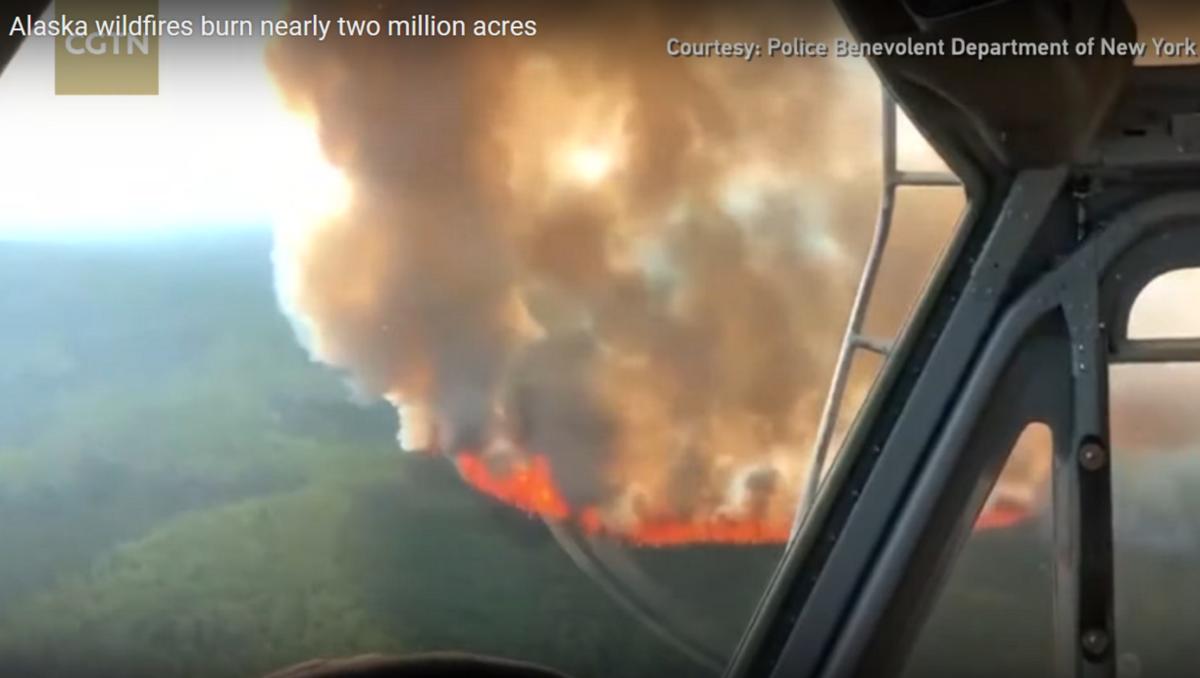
<box><xmin>456</xmin><ymin>451</ymin><xmax>1028</xmax><ymax>546</ymax></box>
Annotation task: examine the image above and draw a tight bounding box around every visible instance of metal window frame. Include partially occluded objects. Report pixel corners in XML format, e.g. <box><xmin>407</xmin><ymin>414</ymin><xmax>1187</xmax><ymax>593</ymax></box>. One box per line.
<box><xmin>800</xmin><ymin>91</ymin><xmax>960</xmax><ymax>517</ymax></box>
<box><xmin>732</xmin><ymin>62</ymin><xmax>1200</xmax><ymax>678</ymax></box>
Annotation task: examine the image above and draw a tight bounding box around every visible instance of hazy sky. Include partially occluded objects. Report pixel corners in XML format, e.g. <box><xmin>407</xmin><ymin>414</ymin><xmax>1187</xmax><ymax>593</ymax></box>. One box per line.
<box><xmin>0</xmin><ymin>1</ymin><xmax>345</xmax><ymax>241</ymax></box>
<box><xmin>0</xmin><ymin>1</ymin><xmax>949</xmax><ymax>243</ymax></box>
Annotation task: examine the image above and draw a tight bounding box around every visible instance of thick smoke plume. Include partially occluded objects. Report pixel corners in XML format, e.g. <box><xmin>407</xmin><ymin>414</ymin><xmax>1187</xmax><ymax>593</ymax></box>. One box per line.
<box><xmin>266</xmin><ymin>0</ymin><xmax>961</xmax><ymax>542</ymax></box>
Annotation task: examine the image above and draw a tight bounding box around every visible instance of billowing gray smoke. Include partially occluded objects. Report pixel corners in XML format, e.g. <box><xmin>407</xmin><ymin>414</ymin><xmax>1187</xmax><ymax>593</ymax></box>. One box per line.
<box><xmin>266</xmin><ymin>0</ymin><xmax>961</xmax><ymax>541</ymax></box>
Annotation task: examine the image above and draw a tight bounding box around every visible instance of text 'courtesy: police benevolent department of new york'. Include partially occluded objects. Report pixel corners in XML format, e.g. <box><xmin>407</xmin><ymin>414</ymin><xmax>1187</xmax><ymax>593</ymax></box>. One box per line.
<box><xmin>664</xmin><ymin>35</ymin><xmax>1199</xmax><ymax>62</ymax></box>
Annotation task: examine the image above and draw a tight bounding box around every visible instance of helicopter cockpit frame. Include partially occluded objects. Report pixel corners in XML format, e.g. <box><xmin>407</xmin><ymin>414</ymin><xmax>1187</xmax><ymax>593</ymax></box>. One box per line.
<box><xmin>730</xmin><ymin>2</ymin><xmax>1200</xmax><ymax>677</ymax></box>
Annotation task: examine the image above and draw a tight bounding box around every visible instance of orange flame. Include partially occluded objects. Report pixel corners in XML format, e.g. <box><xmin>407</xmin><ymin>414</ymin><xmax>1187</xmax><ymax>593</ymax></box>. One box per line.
<box><xmin>456</xmin><ymin>451</ymin><xmax>1031</xmax><ymax>547</ymax></box>
<box><xmin>456</xmin><ymin>453</ymin><xmax>571</xmax><ymax>520</ymax></box>
<box><xmin>973</xmin><ymin>498</ymin><xmax>1032</xmax><ymax>531</ymax></box>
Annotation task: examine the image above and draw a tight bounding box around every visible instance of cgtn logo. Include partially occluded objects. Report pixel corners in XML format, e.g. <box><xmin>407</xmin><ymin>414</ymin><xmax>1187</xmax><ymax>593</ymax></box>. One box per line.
<box><xmin>63</xmin><ymin>33</ymin><xmax>152</xmax><ymax>56</ymax></box>
<box><xmin>54</xmin><ymin>0</ymin><xmax>159</xmax><ymax>95</ymax></box>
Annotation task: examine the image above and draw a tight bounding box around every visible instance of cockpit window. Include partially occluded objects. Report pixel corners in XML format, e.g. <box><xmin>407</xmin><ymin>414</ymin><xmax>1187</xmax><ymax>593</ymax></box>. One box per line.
<box><xmin>1128</xmin><ymin>268</ymin><xmax>1200</xmax><ymax>339</ymax></box>
<box><xmin>902</xmin><ymin>423</ymin><xmax>1055</xmax><ymax>678</ymax></box>
<box><xmin>1110</xmin><ymin>362</ymin><xmax>1200</xmax><ymax>676</ymax></box>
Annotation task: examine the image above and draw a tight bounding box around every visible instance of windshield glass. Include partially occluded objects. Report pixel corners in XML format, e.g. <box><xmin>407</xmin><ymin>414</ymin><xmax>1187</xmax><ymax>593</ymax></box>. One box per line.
<box><xmin>0</xmin><ymin>2</ymin><xmax>962</xmax><ymax>676</ymax></box>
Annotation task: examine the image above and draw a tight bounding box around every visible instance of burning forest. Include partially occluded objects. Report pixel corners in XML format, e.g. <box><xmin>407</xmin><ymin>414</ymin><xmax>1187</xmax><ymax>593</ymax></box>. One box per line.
<box><xmin>264</xmin><ymin>0</ymin><xmax>973</xmax><ymax>547</ymax></box>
